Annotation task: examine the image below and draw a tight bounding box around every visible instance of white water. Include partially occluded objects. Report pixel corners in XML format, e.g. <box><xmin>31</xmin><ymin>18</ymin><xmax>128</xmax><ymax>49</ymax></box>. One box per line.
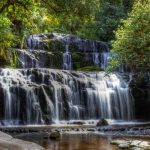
<box><xmin>17</xmin><ymin>49</ymin><xmax>39</xmax><ymax>68</ymax></box>
<box><xmin>24</xmin><ymin>33</ymin><xmax>110</xmax><ymax>70</ymax></box>
<box><xmin>63</xmin><ymin>43</ymin><xmax>72</xmax><ymax>70</ymax></box>
<box><xmin>0</xmin><ymin>34</ymin><xmax>134</xmax><ymax>126</ymax></box>
<box><xmin>101</xmin><ymin>52</ymin><xmax>111</xmax><ymax>70</ymax></box>
<box><xmin>0</xmin><ymin>69</ymin><xmax>134</xmax><ymax>125</ymax></box>
<box><xmin>62</xmin><ymin>35</ymin><xmax>72</xmax><ymax>70</ymax></box>
<box><xmin>91</xmin><ymin>41</ymin><xmax>110</xmax><ymax>70</ymax></box>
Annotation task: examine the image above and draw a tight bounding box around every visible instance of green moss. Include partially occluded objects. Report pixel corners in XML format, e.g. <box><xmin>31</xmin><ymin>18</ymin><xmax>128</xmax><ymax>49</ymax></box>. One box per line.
<box><xmin>42</xmin><ymin>52</ymin><xmax>62</xmax><ymax>69</ymax></box>
<box><xmin>52</xmin><ymin>52</ymin><xmax>62</xmax><ymax>69</ymax></box>
<box><xmin>72</xmin><ymin>51</ymin><xmax>99</xmax><ymax>70</ymax></box>
<box><xmin>77</xmin><ymin>66</ymin><xmax>103</xmax><ymax>71</ymax></box>
<box><xmin>0</xmin><ymin>48</ymin><xmax>18</xmax><ymax>68</ymax></box>
<box><xmin>69</xmin><ymin>43</ymin><xmax>80</xmax><ymax>52</ymax></box>
<box><xmin>72</xmin><ymin>52</ymin><xmax>82</xmax><ymax>69</ymax></box>
<box><xmin>44</xmin><ymin>39</ymin><xmax>63</xmax><ymax>68</ymax></box>
<box><xmin>50</xmin><ymin>131</ymin><xmax>60</xmax><ymax>139</ymax></box>
<box><xmin>72</xmin><ymin>52</ymin><xmax>83</xmax><ymax>63</ymax></box>
<box><xmin>45</xmin><ymin>39</ymin><xmax>64</xmax><ymax>52</ymax></box>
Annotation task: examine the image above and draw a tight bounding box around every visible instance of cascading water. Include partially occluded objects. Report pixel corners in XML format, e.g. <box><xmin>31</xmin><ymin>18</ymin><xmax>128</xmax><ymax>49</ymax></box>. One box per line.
<box><xmin>92</xmin><ymin>41</ymin><xmax>100</xmax><ymax>66</ymax></box>
<box><xmin>101</xmin><ymin>52</ymin><xmax>111</xmax><ymax>70</ymax></box>
<box><xmin>17</xmin><ymin>49</ymin><xmax>39</xmax><ymax>68</ymax></box>
<box><xmin>91</xmin><ymin>41</ymin><xmax>110</xmax><ymax>69</ymax></box>
<box><xmin>0</xmin><ymin>68</ymin><xmax>134</xmax><ymax>125</ymax></box>
<box><xmin>25</xmin><ymin>34</ymin><xmax>45</xmax><ymax>50</ymax></box>
<box><xmin>63</xmin><ymin>39</ymin><xmax>72</xmax><ymax>70</ymax></box>
<box><xmin>0</xmin><ymin>33</ymin><xmax>134</xmax><ymax>126</ymax></box>
<box><xmin>23</xmin><ymin>33</ymin><xmax>110</xmax><ymax>70</ymax></box>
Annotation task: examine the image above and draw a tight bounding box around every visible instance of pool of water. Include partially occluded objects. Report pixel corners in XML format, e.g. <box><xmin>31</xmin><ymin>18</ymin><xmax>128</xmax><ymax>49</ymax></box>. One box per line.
<box><xmin>17</xmin><ymin>133</ymin><xmax>118</xmax><ymax>150</ymax></box>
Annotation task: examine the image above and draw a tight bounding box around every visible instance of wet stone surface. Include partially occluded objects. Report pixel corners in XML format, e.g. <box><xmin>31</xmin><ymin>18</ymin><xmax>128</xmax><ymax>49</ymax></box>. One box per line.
<box><xmin>111</xmin><ymin>139</ymin><xmax>150</xmax><ymax>150</ymax></box>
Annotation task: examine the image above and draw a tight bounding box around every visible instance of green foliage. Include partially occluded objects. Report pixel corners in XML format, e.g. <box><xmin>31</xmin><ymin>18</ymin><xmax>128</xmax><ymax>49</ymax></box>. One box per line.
<box><xmin>0</xmin><ymin>0</ymin><xmax>133</xmax><ymax>46</ymax></box>
<box><xmin>0</xmin><ymin>0</ymin><xmax>146</xmax><ymax>72</ymax></box>
<box><xmin>76</xmin><ymin>0</ymin><xmax>133</xmax><ymax>41</ymax></box>
<box><xmin>110</xmin><ymin>0</ymin><xmax>150</xmax><ymax>72</ymax></box>
<box><xmin>0</xmin><ymin>15</ymin><xmax>13</xmax><ymax>47</ymax></box>
<box><xmin>76</xmin><ymin>18</ymin><xmax>98</xmax><ymax>40</ymax></box>
<box><xmin>93</xmin><ymin>1</ymin><xmax>131</xmax><ymax>44</ymax></box>
<box><xmin>0</xmin><ymin>0</ymin><xmax>100</xmax><ymax>46</ymax></box>
<box><xmin>0</xmin><ymin>14</ymin><xmax>14</xmax><ymax>66</ymax></box>
<box><xmin>48</xmin><ymin>0</ymin><xmax>100</xmax><ymax>34</ymax></box>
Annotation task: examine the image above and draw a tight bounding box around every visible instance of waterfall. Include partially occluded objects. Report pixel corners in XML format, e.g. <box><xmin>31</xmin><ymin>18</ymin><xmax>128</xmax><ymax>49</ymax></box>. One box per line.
<box><xmin>25</xmin><ymin>35</ymin><xmax>45</xmax><ymax>50</ymax></box>
<box><xmin>17</xmin><ymin>49</ymin><xmax>39</xmax><ymax>68</ymax></box>
<box><xmin>101</xmin><ymin>52</ymin><xmax>111</xmax><ymax>70</ymax></box>
<box><xmin>23</xmin><ymin>33</ymin><xmax>109</xmax><ymax>70</ymax></box>
<box><xmin>63</xmin><ymin>43</ymin><xmax>72</xmax><ymax>70</ymax></box>
<box><xmin>92</xmin><ymin>41</ymin><xmax>100</xmax><ymax>66</ymax></box>
<box><xmin>92</xmin><ymin>42</ymin><xmax>110</xmax><ymax>69</ymax></box>
<box><xmin>0</xmin><ymin>68</ymin><xmax>134</xmax><ymax>125</ymax></box>
<box><xmin>51</xmin><ymin>81</ymin><xmax>62</xmax><ymax>123</ymax></box>
<box><xmin>0</xmin><ymin>33</ymin><xmax>134</xmax><ymax>126</ymax></box>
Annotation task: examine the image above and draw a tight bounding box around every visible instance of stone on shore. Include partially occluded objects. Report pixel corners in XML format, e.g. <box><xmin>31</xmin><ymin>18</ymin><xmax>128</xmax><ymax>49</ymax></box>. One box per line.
<box><xmin>110</xmin><ymin>139</ymin><xmax>150</xmax><ymax>150</ymax></box>
<box><xmin>118</xmin><ymin>143</ymin><xmax>130</xmax><ymax>149</ymax></box>
<box><xmin>0</xmin><ymin>131</ymin><xmax>44</xmax><ymax>150</ymax></box>
<box><xmin>50</xmin><ymin>131</ymin><xmax>61</xmax><ymax>139</ymax></box>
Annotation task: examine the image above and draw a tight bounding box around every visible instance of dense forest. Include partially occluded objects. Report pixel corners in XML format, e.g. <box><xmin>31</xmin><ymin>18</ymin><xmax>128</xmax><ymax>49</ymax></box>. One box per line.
<box><xmin>0</xmin><ymin>0</ymin><xmax>149</xmax><ymax>71</ymax></box>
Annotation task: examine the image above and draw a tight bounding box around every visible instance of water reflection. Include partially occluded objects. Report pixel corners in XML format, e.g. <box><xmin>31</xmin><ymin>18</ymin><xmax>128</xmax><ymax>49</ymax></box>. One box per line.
<box><xmin>19</xmin><ymin>134</ymin><xmax>118</xmax><ymax>150</ymax></box>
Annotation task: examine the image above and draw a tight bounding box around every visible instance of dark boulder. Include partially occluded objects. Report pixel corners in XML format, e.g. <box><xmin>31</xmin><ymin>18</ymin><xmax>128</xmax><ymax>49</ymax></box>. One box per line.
<box><xmin>96</xmin><ymin>119</ymin><xmax>109</xmax><ymax>126</ymax></box>
<box><xmin>49</xmin><ymin>131</ymin><xmax>60</xmax><ymax>140</ymax></box>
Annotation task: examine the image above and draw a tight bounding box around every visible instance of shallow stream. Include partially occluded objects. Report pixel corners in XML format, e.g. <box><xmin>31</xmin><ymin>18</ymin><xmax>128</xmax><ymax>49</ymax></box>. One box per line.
<box><xmin>18</xmin><ymin>133</ymin><xmax>118</xmax><ymax>150</ymax></box>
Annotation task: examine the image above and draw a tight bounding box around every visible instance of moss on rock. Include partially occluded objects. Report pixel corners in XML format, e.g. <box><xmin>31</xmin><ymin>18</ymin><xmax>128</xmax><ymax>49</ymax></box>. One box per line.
<box><xmin>72</xmin><ymin>52</ymin><xmax>96</xmax><ymax>70</ymax></box>
<box><xmin>45</xmin><ymin>39</ymin><xmax>64</xmax><ymax>52</ymax></box>
<box><xmin>72</xmin><ymin>52</ymin><xmax>83</xmax><ymax>69</ymax></box>
<box><xmin>69</xmin><ymin>42</ymin><xmax>80</xmax><ymax>52</ymax></box>
<box><xmin>50</xmin><ymin>131</ymin><xmax>61</xmax><ymax>140</ymax></box>
<box><xmin>77</xmin><ymin>66</ymin><xmax>103</xmax><ymax>71</ymax></box>
<box><xmin>52</xmin><ymin>52</ymin><xmax>62</xmax><ymax>69</ymax></box>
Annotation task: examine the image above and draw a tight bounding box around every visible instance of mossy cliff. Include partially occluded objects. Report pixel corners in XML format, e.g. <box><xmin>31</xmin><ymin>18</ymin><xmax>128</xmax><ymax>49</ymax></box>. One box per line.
<box><xmin>19</xmin><ymin>33</ymin><xmax>108</xmax><ymax>70</ymax></box>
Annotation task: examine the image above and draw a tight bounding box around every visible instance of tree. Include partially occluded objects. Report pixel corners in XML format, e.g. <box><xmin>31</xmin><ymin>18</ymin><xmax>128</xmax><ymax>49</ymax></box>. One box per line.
<box><xmin>109</xmin><ymin>0</ymin><xmax>150</xmax><ymax>72</ymax></box>
<box><xmin>0</xmin><ymin>0</ymin><xmax>40</xmax><ymax>47</ymax></box>
<box><xmin>43</xmin><ymin>0</ymin><xmax>100</xmax><ymax>34</ymax></box>
<box><xmin>0</xmin><ymin>0</ymin><xmax>100</xmax><ymax>44</ymax></box>
<box><xmin>92</xmin><ymin>0</ymin><xmax>133</xmax><ymax>44</ymax></box>
<box><xmin>0</xmin><ymin>14</ymin><xmax>14</xmax><ymax>66</ymax></box>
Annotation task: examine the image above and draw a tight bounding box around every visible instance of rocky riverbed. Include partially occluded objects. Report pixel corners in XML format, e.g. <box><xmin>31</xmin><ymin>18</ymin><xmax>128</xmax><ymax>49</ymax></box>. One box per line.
<box><xmin>1</xmin><ymin>120</ymin><xmax>150</xmax><ymax>150</ymax></box>
<box><xmin>1</xmin><ymin>120</ymin><xmax>150</xmax><ymax>138</ymax></box>
<box><xmin>111</xmin><ymin>139</ymin><xmax>150</xmax><ymax>150</ymax></box>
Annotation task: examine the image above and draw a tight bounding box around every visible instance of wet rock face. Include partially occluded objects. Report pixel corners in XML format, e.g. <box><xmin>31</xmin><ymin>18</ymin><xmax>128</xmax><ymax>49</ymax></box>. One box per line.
<box><xmin>129</xmin><ymin>73</ymin><xmax>150</xmax><ymax>120</ymax></box>
<box><xmin>16</xmin><ymin>49</ymin><xmax>62</xmax><ymax>69</ymax></box>
<box><xmin>24</xmin><ymin>33</ymin><xmax>108</xmax><ymax>53</ymax></box>
<box><xmin>17</xmin><ymin>33</ymin><xmax>109</xmax><ymax>70</ymax></box>
<box><xmin>0</xmin><ymin>69</ymin><xmax>133</xmax><ymax>125</ymax></box>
